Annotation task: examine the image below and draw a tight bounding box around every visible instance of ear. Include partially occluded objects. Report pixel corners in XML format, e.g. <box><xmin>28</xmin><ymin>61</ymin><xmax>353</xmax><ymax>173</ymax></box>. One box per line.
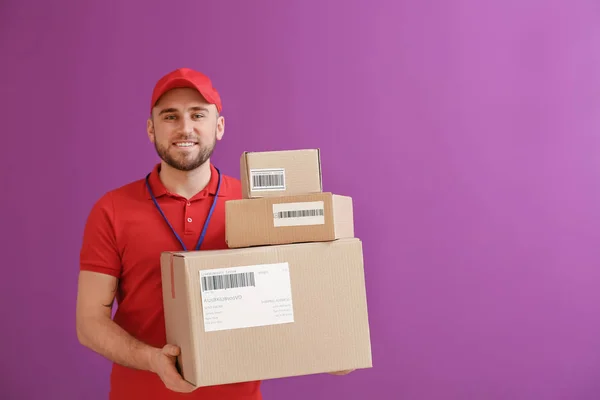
<box><xmin>216</xmin><ymin>114</ymin><xmax>225</xmax><ymax>141</ymax></box>
<box><xmin>147</xmin><ymin>117</ymin><xmax>155</xmax><ymax>143</ymax></box>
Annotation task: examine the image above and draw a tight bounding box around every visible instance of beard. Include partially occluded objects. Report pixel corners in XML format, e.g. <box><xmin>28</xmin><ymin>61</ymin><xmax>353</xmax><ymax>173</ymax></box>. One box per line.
<box><xmin>154</xmin><ymin>132</ymin><xmax>216</xmax><ymax>172</ymax></box>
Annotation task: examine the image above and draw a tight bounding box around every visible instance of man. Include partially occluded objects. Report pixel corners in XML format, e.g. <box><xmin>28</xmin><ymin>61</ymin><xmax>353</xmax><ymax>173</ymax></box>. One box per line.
<box><xmin>76</xmin><ymin>67</ymin><xmax>352</xmax><ymax>400</ymax></box>
<box><xmin>76</xmin><ymin>67</ymin><xmax>263</xmax><ymax>399</ymax></box>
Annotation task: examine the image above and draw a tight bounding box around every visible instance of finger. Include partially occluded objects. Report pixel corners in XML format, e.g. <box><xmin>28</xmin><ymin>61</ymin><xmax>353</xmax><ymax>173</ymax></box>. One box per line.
<box><xmin>163</xmin><ymin>360</ymin><xmax>183</xmax><ymax>379</ymax></box>
<box><xmin>329</xmin><ymin>369</ymin><xmax>354</xmax><ymax>375</ymax></box>
<box><xmin>165</xmin><ymin>369</ymin><xmax>195</xmax><ymax>392</ymax></box>
<box><xmin>163</xmin><ymin>360</ymin><xmax>193</xmax><ymax>384</ymax></box>
<box><xmin>163</xmin><ymin>344</ymin><xmax>180</xmax><ymax>357</ymax></box>
<box><xmin>167</xmin><ymin>380</ymin><xmax>195</xmax><ymax>393</ymax></box>
<box><xmin>175</xmin><ymin>380</ymin><xmax>196</xmax><ymax>393</ymax></box>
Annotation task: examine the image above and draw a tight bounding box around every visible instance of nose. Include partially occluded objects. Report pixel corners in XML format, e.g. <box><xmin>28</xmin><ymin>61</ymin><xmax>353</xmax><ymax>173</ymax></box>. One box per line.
<box><xmin>180</xmin><ymin>115</ymin><xmax>194</xmax><ymax>134</ymax></box>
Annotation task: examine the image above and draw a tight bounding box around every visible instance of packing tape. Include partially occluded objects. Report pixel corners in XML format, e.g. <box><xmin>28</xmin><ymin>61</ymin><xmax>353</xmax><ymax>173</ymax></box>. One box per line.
<box><xmin>170</xmin><ymin>253</ymin><xmax>176</xmax><ymax>299</ymax></box>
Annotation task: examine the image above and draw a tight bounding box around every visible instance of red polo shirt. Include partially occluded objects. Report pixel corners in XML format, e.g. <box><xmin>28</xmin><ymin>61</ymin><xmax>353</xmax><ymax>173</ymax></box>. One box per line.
<box><xmin>79</xmin><ymin>163</ymin><xmax>262</xmax><ymax>400</ymax></box>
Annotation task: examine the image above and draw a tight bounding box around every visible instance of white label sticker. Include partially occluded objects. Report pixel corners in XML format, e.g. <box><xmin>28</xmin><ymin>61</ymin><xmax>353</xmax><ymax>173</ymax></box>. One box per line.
<box><xmin>199</xmin><ymin>263</ymin><xmax>294</xmax><ymax>332</ymax></box>
<box><xmin>249</xmin><ymin>168</ymin><xmax>286</xmax><ymax>191</ymax></box>
<box><xmin>272</xmin><ymin>201</ymin><xmax>325</xmax><ymax>227</ymax></box>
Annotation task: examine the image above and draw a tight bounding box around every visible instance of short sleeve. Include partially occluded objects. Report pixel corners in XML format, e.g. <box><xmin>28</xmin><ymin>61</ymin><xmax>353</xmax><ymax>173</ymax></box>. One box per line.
<box><xmin>79</xmin><ymin>192</ymin><xmax>122</xmax><ymax>278</ymax></box>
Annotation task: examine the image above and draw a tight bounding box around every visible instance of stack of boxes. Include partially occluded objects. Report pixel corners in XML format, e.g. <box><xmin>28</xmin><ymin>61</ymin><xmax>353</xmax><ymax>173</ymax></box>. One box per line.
<box><xmin>160</xmin><ymin>149</ymin><xmax>372</xmax><ymax>388</ymax></box>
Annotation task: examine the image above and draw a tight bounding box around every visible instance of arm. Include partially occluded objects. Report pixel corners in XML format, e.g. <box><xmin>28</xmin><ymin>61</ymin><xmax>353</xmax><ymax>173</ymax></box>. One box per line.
<box><xmin>75</xmin><ymin>270</ymin><xmax>154</xmax><ymax>371</ymax></box>
<box><xmin>77</xmin><ymin>193</ymin><xmax>195</xmax><ymax>393</ymax></box>
<box><xmin>75</xmin><ymin>271</ymin><xmax>194</xmax><ymax>392</ymax></box>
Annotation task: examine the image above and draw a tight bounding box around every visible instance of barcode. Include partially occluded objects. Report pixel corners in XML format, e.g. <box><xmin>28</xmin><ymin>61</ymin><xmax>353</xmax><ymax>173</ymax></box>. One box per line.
<box><xmin>201</xmin><ymin>272</ymin><xmax>256</xmax><ymax>292</ymax></box>
<box><xmin>253</xmin><ymin>174</ymin><xmax>284</xmax><ymax>188</ymax></box>
<box><xmin>250</xmin><ymin>169</ymin><xmax>285</xmax><ymax>190</ymax></box>
<box><xmin>274</xmin><ymin>209</ymin><xmax>324</xmax><ymax>219</ymax></box>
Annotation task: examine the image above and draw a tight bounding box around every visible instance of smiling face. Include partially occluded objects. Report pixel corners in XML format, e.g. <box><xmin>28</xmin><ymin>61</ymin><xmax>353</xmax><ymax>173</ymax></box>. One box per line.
<box><xmin>147</xmin><ymin>87</ymin><xmax>224</xmax><ymax>172</ymax></box>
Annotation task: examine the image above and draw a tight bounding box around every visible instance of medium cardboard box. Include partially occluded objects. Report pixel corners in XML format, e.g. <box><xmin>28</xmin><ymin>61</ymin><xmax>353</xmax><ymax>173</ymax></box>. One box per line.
<box><xmin>240</xmin><ymin>149</ymin><xmax>322</xmax><ymax>198</ymax></box>
<box><xmin>225</xmin><ymin>192</ymin><xmax>354</xmax><ymax>248</ymax></box>
<box><xmin>160</xmin><ymin>238</ymin><xmax>372</xmax><ymax>388</ymax></box>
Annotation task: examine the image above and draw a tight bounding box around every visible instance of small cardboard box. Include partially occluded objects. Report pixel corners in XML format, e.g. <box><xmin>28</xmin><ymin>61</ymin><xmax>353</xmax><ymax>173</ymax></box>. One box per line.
<box><xmin>240</xmin><ymin>149</ymin><xmax>322</xmax><ymax>198</ymax></box>
<box><xmin>225</xmin><ymin>192</ymin><xmax>354</xmax><ymax>248</ymax></box>
<box><xmin>160</xmin><ymin>238</ymin><xmax>372</xmax><ymax>388</ymax></box>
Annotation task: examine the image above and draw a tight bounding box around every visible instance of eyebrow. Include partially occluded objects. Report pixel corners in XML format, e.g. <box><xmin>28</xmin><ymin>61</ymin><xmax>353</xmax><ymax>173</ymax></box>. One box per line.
<box><xmin>158</xmin><ymin>106</ymin><xmax>210</xmax><ymax>116</ymax></box>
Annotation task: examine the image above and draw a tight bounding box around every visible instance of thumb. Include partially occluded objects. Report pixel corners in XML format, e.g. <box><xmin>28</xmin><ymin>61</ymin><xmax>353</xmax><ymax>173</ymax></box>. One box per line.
<box><xmin>163</xmin><ymin>344</ymin><xmax>181</xmax><ymax>357</ymax></box>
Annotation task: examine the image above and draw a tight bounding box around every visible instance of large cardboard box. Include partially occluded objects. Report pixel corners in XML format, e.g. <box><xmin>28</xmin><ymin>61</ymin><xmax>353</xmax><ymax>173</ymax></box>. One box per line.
<box><xmin>225</xmin><ymin>192</ymin><xmax>354</xmax><ymax>248</ymax></box>
<box><xmin>240</xmin><ymin>149</ymin><xmax>322</xmax><ymax>198</ymax></box>
<box><xmin>160</xmin><ymin>238</ymin><xmax>372</xmax><ymax>388</ymax></box>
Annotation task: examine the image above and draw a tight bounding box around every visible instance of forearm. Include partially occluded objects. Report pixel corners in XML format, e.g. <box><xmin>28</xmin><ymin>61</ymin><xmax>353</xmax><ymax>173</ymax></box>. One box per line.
<box><xmin>77</xmin><ymin>315</ymin><xmax>157</xmax><ymax>372</ymax></box>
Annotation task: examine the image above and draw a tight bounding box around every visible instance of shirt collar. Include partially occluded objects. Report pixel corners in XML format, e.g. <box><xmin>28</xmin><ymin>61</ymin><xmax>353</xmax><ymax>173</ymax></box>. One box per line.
<box><xmin>145</xmin><ymin>163</ymin><xmax>221</xmax><ymax>200</ymax></box>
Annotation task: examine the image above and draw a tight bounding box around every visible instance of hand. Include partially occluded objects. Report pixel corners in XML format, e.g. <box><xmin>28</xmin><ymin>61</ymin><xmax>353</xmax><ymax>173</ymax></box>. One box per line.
<box><xmin>149</xmin><ymin>344</ymin><xmax>196</xmax><ymax>393</ymax></box>
<box><xmin>329</xmin><ymin>369</ymin><xmax>355</xmax><ymax>376</ymax></box>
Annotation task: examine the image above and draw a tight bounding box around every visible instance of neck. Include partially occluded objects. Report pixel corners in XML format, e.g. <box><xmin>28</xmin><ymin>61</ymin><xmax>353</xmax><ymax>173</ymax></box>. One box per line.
<box><xmin>158</xmin><ymin>161</ymin><xmax>212</xmax><ymax>199</ymax></box>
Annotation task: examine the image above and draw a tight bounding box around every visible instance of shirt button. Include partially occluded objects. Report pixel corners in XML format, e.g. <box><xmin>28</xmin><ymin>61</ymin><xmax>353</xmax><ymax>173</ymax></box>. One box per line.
<box><xmin>187</xmin><ymin>202</ymin><xmax>191</xmax><ymax>206</ymax></box>
<box><xmin>187</xmin><ymin>218</ymin><xmax>192</xmax><ymax>223</ymax></box>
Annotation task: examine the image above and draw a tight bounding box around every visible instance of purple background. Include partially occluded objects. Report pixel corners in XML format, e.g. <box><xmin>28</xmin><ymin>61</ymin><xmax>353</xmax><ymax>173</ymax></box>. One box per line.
<box><xmin>2</xmin><ymin>0</ymin><xmax>600</xmax><ymax>399</ymax></box>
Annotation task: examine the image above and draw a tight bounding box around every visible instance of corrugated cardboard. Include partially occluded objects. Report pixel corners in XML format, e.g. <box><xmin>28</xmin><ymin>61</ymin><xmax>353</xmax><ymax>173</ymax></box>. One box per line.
<box><xmin>240</xmin><ymin>149</ymin><xmax>322</xmax><ymax>198</ymax></box>
<box><xmin>225</xmin><ymin>192</ymin><xmax>354</xmax><ymax>248</ymax></box>
<box><xmin>160</xmin><ymin>238</ymin><xmax>372</xmax><ymax>388</ymax></box>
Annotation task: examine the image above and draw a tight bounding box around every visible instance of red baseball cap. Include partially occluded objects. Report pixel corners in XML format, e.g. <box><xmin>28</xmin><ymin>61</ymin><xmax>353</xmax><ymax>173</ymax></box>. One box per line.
<box><xmin>150</xmin><ymin>67</ymin><xmax>222</xmax><ymax>114</ymax></box>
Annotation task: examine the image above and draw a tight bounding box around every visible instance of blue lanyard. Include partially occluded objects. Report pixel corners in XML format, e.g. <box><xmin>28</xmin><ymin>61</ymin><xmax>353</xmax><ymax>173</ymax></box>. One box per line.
<box><xmin>145</xmin><ymin>167</ymin><xmax>222</xmax><ymax>251</ymax></box>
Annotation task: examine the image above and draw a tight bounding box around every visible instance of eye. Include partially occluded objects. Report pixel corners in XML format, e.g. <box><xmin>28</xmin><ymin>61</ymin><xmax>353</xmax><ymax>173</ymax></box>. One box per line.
<box><xmin>163</xmin><ymin>115</ymin><xmax>176</xmax><ymax>120</ymax></box>
<box><xmin>193</xmin><ymin>113</ymin><xmax>205</xmax><ymax>119</ymax></box>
